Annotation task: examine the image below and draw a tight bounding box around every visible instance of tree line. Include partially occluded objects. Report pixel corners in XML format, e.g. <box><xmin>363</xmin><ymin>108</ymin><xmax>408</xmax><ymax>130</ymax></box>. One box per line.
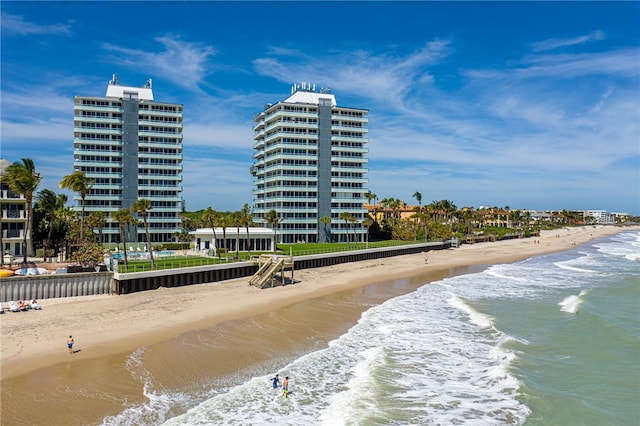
<box><xmin>2</xmin><ymin>158</ymin><xmax>630</xmax><ymax>266</ymax></box>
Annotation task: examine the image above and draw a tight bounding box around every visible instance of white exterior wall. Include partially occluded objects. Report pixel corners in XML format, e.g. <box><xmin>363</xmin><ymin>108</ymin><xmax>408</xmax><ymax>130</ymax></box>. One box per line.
<box><xmin>73</xmin><ymin>81</ymin><xmax>183</xmax><ymax>243</ymax></box>
<box><xmin>191</xmin><ymin>227</ymin><xmax>276</xmax><ymax>253</ymax></box>
<box><xmin>251</xmin><ymin>86</ymin><xmax>369</xmax><ymax>244</ymax></box>
<box><xmin>586</xmin><ymin>210</ymin><xmax>616</xmax><ymax>224</ymax></box>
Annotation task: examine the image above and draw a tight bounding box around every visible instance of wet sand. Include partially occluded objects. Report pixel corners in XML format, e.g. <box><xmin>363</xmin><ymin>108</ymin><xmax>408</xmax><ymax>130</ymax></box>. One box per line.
<box><xmin>0</xmin><ymin>225</ymin><xmax>633</xmax><ymax>425</ymax></box>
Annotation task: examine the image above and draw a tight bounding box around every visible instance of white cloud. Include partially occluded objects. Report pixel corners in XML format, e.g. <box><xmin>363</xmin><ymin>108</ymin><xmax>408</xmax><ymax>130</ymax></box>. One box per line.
<box><xmin>253</xmin><ymin>40</ymin><xmax>451</xmax><ymax>107</ymax></box>
<box><xmin>102</xmin><ymin>35</ymin><xmax>216</xmax><ymax>91</ymax></box>
<box><xmin>1</xmin><ymin>13</ymin><xmax>72</xmax><ymax>36</ymax></box>
<box><xmin>0</xmin><ymin>119</ymin><xmax>71</xmax><ymax>142</ymax></box>
<box><xmin>531</xmin><ymin>30</ymin><xmax>605</xmax><ymax>52</ymax></box>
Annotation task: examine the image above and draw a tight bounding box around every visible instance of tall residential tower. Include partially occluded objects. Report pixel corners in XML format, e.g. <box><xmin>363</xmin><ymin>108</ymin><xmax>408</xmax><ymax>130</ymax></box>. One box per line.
<box><xmin>73</xmin><ymin>75</ymin><xmax>183</xmax><ymax>244</ymax></box>
<box><xmin>251</xmin><ymin>83</ymin><xmax>369</xmax><ymax>244</ymax></box>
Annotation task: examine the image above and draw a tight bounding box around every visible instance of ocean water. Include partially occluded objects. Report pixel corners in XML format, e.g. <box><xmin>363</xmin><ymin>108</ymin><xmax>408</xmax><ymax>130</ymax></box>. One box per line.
<box><xmin>103</xmin><ymin>231</ymin><xmax>640</xmax><ymax>425</ymax></box>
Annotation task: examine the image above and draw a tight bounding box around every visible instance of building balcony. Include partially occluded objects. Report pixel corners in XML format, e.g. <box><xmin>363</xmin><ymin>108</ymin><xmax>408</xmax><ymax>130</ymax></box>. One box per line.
<box><xmin>331</xmin><ymin>166</ymin><xmax>369</xmax><ymax>173</ymax></box>
<box><xmin>75</xmin><ymin>116</ymin><xmax>123</xmax><ymax>124</ymax></box>
<box><xmin>74</xmin><ymin>126</ymin><xmax>123</xmax><ymax>135</ymax></box>
<box><xmin>139</xmin><ymin>130</ymin><xmax>182</xmax><ymax>139</ymax></box>
<box><xmin>74</xmin><ymin>137</ymin><xmax>122</xmax><ymax>146</ymax></box>
<box><xmin>139</xmin><ymin>140</ymin><xmax>183</xmax><ymax>149</ymax></box>
<box><xmin>260</xmin><ymin>196</ymin><xmax>319</xmax><ymax>204</ymax></box>
<box><xmin>331</xmin><ymin>176</ymin><xmax>368</xmax><ymax>183</ymax></box>
<box><xmin>139</xmin><ymin>108</ymin><xmax>183</xmax><ymax>117</ymax></box>
<box><xmin>1</xmin><ymin>190</ymin><xmax>26</xmax><ymax>200</ymax></box>
<box><xmin>73</xmin><ymin>148</ymin><xmax>122</xmax><ymax>157</ymax></box>
<box><xmin>331</xmin><ymin>123</ymin><xmax>368</xmax><ymax>131</ymax></box>
<box><xmin>138</xmin><ymin>118</ymin><xmax>182</xmax><ymax>127</ymax></box>
<box><xmin>74</xmin><ymin>104</ymin><xmax>124</xmax><ymax>113</ymax></box>
<box><xmin>331</xmin><ymin>111</ymin><xmax>368</xmax><ymax>122</ymax></box>
<box><xmin>73</xmin><ymin>160</ymin><xmax>123</xmax><ymax>169</ymax></box>
<box><xmin>138</xmin><ymin>163</ymin><xmax>182</xmax><ymax>170</ymax></box>
<box><xmin>2</xmin><ymin>210</ymin><xmax>26</xmax><ymax>220</ymax></box>
<box><xmin>332</xmin><ymin>146</ymin><xmax>369</xmax><ymax>154</ymax></box>
<box><xmin>263</xmin><ymin>175</ymin><xmax>317</xmax><ymax>184</ymax></box>
<box><xmin>78</xmin><ymin>171</ymin><xmax>123</xmax><ymax>179</ymax></box>
<box><xmin>139</xmin><ymin>184</ymin><xmax>182</xmax><ymax>192</ymax></box>
<box><xmin>2</xmin><ymin>229</ymin><xmax>25</xmax><ymax>239</ymax></box>
<box><xmin>331</xmin><ymin>135</ymin><xmax>368</xmax><ymax>143</ymax></box>
<box><xmin>265</xmin><ymin>109</ymin><xmax>318</xmax><ymax>120</ymax></box>
<box><xmin>264</xmin><ymin>120</ymin><xmax>317</xmax><ymax>133</ymax></box>
<box><xmin>139</xmin><ymin>153</ymin><xmax>183</xmax><ymax>161</ymax></box>
<box><xmin>264</xmin><ymin>131</ymin><xmax>317</xmax><ymax>144</ymax></box>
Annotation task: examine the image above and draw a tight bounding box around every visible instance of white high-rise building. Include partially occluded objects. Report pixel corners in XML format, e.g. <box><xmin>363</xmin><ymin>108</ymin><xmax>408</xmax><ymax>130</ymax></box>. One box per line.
<box><xmin>251</xmin><ymin>83</ymin><xmax>369</xmax><ymax>244</ymax></box>
<box><xmin>73</xmin><ymin>75</ymin><xmax>183</xmax><ymax>244</ymax></box>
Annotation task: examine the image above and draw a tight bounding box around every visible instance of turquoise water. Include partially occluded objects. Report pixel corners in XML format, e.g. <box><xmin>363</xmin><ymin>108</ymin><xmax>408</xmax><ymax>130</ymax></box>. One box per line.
<box><xmin>103</xmin><ymin>230</ymin><xmax>640</xmax><ymax>425</ymax></box>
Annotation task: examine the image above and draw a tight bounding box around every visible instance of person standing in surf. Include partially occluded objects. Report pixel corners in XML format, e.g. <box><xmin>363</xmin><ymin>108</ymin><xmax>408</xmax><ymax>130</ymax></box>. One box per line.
<box><xmin>272</xmin><ymin>374</ymin><xmax>280</xmax><ymax>389</ymax></box>
<box><xmin>282</xmin><ymin>376</ymin><xmax>289</xmax><ymax>398</ymax></box>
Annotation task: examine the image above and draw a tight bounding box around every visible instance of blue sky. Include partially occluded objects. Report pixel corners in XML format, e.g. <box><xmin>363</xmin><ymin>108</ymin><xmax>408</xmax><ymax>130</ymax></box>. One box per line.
<box><xmin>2</xmin><ymin>2</ymin><xmax>639</xmax><ymax>214</ymax></box>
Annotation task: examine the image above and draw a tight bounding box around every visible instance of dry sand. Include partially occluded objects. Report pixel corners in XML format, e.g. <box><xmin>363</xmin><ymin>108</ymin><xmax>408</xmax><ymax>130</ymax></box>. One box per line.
<box><xmin>1</xmin><ymin>225</ymin><xmax>629</xmax><ymax>381</ymax></box>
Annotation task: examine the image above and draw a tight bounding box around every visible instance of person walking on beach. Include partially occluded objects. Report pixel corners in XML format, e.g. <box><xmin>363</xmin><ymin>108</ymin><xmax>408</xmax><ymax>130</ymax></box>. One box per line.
<box><xmin>272</xmin><ymin>374</ymin><xmax>280</xmax><ymax>389</ymax></box>
<box><xmin>282</xmin><ymin>376</ymin><xmax>289</xmax><ymax>398</ymax></box>
<box><xmin>67</xmin><ymin>335</ymin><xmax>74</xmax><ymax>354</ymax></box>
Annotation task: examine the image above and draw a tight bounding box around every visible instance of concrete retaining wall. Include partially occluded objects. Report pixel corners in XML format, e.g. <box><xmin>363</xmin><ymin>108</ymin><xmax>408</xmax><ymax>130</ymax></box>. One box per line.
<box><xmin>0</xmin><ymin>241</ymin><xmax>453</xmax><ymax>299</ymax></box>
<box><xmin>115</xmin><ymin>241</ymin><xmax>451</xmax><ymax>295</ymax></box>
<box><xmin>0</xmin><ymin>272</ymin><xmax>114</xmax><ymax>301</ymax></box>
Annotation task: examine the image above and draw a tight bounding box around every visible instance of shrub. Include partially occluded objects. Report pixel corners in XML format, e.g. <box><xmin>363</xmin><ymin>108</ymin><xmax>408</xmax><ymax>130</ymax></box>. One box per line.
<box><xmin>71</xmin><ymin>244</ymin><xmax>109</xmax><ymax>267</ymax></box>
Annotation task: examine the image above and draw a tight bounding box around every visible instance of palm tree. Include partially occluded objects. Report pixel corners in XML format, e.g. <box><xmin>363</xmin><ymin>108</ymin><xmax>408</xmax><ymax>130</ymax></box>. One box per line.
<box><xmin>412</xmin><ymin>191</ymin><xmax>422</xmax><ymax>211</ymax></box>
<box><xmin>131</xmin><ymin>198</ymin><xmax>155</xmax><ymax>268</ymax></box>
<box><xmin>86</xmin><ymin>211</ymin><xmax>107</xmax><ymax>245</ymax></box>
<box><xmin>265</xmin><ymin>209</ymin><xmax>280</xmax><ymax>252</ymax></box>
<box><xmin>362</xmin><ymin>218</ymin><xmax>373</xmax><ymax>247</ymax></box>
<box><xmin>240</xmin><ymin>203</ymin><xmax>254</xmax><ymax>257</ymax></box>
<box><xmin>319</xmin><ymin>215</ymin><xmax>332</xmax><ymax>243</ymax></box>
<box><xmin>201</xmin><ymin>207</ymin><xmax>219</xmax><ymax>256</ymax></box>
<box><xmin>35</xmin><ymin>189</ymin><xmax>67</xmax><ymax>262</ymax></box>
<box><xmin>218</xmin><ymin>211</ymin><xmax>232</xmax><ymax>260</ymax></box>
<box><xmin>174</xmin><ymin>230</ymin><xmax>194</xmax><ymax>255</ymax></box>
<box><xmin>348</xmin><ymin>214</ymin><xmax>358</xmax><ymax>242</ymax></box>
<box><xmin>59</xmin><ymin>170</ymin><xmax>93</xmax><ymax>241</ymax></box>
<box><xmin>339</xmin><ymin>211</ymin><xmax>354</xmax><ymax>243</ymax></box>
<box><xmin>365</xmin><ymin>191</ymin><xmax>377</xmax><ymax>207</ymax></box>
<box><xmin>112</xmin><ymin>208</ymin><xmax>135</xmax><ymax>267</ymax></box>
<box><xmin>440</xmin><ymin>200</ymin><xmax>457</xmax><ymax>224</ymax></box>
<box><xmin>230</xmin><ymin>210</ymin><xmax>242</xmax><ymax>257</ymax></box>
<box><xmin>1</xmin><ymin>158</ymin><xmax>42</xmax><ymax>261</ymax></box>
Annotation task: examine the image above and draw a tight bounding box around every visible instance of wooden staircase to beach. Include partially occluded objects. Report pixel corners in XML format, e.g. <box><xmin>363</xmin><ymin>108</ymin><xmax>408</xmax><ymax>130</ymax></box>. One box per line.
<box><xmin>249</xmin><ymin>255</ymin><xmax>295</xmax><ymax>289</ymax></box>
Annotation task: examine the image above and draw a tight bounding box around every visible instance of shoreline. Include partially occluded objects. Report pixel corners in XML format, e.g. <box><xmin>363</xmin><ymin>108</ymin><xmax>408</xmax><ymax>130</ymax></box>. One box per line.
<box><xmin>1</xmin><ymin>225</ymin><xmax>633</xmax><ymax>382</ymax></box>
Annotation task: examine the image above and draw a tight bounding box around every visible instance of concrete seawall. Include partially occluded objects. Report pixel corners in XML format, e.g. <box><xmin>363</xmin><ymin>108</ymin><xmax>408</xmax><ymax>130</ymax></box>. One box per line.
<box><xmin>1</xmin><ymin>241</ymin><xmax>452</xmax><ymax>300</ymax></box>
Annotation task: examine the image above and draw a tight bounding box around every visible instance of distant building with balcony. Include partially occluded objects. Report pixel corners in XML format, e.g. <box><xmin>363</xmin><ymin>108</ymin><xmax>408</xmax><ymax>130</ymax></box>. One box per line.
<box><xmin>73</xmin><ymin>75</ymin><xmax>183</xmax><ymax>243</ymax></box>
<box><xmin>251</xmin><ymin>83</ymin><xmax>369</xmax><ymax>244</ymax></box>
<box><xmin>584</xmin><ymin>210</ymin><xmax>616</xmax><ymax>225</ymax></box>
<box><xmin>0</xmin><ymin>158</ymin><xmax>29</xmax><ymax>258</ymax></box>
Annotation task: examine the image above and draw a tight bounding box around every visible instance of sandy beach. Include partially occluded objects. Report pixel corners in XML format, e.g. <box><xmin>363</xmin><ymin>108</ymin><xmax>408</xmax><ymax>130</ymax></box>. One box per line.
<box><xmin>0</xmin><ymin>225</ymin><xmax>634</xmax><ymax>424</ymax></box>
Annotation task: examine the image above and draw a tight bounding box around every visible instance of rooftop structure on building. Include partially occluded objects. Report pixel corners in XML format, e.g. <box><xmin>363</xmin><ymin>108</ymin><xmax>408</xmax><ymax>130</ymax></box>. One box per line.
<box><xmin>73</xmin><ymin>75</ymin><xmax>183</xmax><ymax>244</ymax></box>
<box><xmin>251</xmin><ymin>82</ymin><xmax>369</xmax><ymax>244</ymax></box>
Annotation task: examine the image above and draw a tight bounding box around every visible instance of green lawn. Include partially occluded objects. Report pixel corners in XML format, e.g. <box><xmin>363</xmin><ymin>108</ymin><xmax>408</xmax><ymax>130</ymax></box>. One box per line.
<box><xmin>114</xmin><ymin>240</ymin><xmax>421</xmax><ymax>273</ymax></box>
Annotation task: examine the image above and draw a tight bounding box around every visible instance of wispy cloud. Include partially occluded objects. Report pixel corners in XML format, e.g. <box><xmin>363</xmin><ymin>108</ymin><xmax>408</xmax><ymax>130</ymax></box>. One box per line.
<box><xmin>253</xmin><ymin>40</ymin><xmax>450</xmax><ymax>107</ymax></box>
<box><xmin>102</xmin><ymin>35</ymin><xmax>216</xmax><ymax>91</ymax></box>
<box><xmin>531</xmin><ymin>30</ymin><xmax>605</xmax><ymax>52</ymax></box>
<box><xmin>1</xmin><ymin>13</ymin><xmax>72</xmax><ymax>36</ymax></box>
